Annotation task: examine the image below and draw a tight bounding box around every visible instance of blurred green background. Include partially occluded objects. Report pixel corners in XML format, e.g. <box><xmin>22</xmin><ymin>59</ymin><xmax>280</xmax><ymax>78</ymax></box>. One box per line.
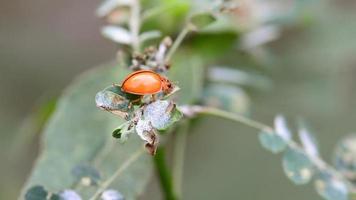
<box><xmin>1</xmin><ymin>0</ymin><xmax>356</xmax><ymax>199</ymax></box>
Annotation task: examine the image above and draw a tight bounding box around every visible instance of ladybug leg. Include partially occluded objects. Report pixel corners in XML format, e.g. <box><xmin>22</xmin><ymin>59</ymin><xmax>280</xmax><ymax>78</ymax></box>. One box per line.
<box><xmin>151</xmin><ymin>94</ymin><xmax>156</xmax><ymax>102</ymax></box>
<box><xmin>165</xmin><ymin>101</ymin><xmax>175</xmax><ymax>113</ymax></box>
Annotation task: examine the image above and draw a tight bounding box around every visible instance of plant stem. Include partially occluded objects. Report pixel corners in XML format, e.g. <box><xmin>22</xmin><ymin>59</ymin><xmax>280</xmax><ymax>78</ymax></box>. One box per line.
<box><xmin>130</xmin><ymin>0</ymin><xmax>141</xmax><ymax>52</ymax></box>
<box><xmin>153</xmin><ymin>147</ymin><xmax>177</xmax><ymax>200</ymax></box>
<box><xmin>89</xmin><ymin>148</ymin><xmax>145</xmax><ymax>200</ymax></box>
<box><xmin>165</xmin><ymin>26</ymin><xmax>190</xmax><ymax>62</ymax></box>
<box><xmin>172</xmin><ymin>121</ymin><xmax>189</xmax><ymax>199</ymax></box>
<box><xmin>192</xmin><ymin>106</ymin><xmax>272</xmax><ymax>131</ymax></box>
<box><xmin>182</xmin><ymin>105</ymin><xmax>355</xmax><ymax>187</ymax></box>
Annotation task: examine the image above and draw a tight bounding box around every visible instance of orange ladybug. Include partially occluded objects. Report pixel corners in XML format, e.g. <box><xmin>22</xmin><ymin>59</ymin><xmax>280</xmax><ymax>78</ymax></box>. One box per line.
<box><xmin>121</xmin><ymin>70</ymin><xmax>173</xmax><ymax>95</ymax></box>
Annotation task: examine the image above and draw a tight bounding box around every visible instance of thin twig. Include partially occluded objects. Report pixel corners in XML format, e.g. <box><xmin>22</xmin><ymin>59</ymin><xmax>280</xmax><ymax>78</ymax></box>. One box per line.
<box><xmin>181</xmin><ymin>105</ymin><xmax>354</xmax><ymax>187</ymax></box>
<box><xmin>88</xmin><ymin>148</ymin><xmax>145</xmax><ymax>200</ymax></box>
<box><xmin>129</xmin><ymin>0</ymin><xmax>141</xmax><ymax>52</ymax></box>
<box><xmin>165</xmin><ymin>26</ymin><xmax>190</xmax><ymax>62</ymax></box>
<box><xmin>190</xmin><ymin>106</ymin><xmax>272</xmax><ymax>131</ymax></box>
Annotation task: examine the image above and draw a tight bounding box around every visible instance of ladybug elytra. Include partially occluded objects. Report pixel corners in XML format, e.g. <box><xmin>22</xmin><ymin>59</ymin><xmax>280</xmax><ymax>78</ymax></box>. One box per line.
<box><xmin>121</xmin><ymin>70</ymin><xmax>173</xmax><ymax>95</ymax></box>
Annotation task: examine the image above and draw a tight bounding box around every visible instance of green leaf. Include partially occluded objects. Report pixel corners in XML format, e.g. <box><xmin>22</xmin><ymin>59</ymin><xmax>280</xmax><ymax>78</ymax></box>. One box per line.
<box><xmin>101</xmin><ymin>26</ymin><xmax>132</xmax><ymax>45</ymax></box>
<box><xmin>314</xmin><ymin>171</ymin><xmax>349</xmax><ymax>200</ymax></box>
<box><xmin>95</xmin><ymin>87</ymin><xmax>132</xmax><ymax>112</ymax></box>
<box><xmin>169</xmin><ymin>52</ymin><xmax>205</xmax><ymax>104</ymax></box>
<box><xmin>333</xmin><ymin>134</ymin><xmax>356</xmax><ymax>182</ymax></box>
<box><xmin>22</xmin><ymin>48</ymin><xmax>206</xmax><ymax>199</ymax></box>
<box><xmin>202</xmin><ymin>83</ymin><xmax>250</xmax><ymax>115</ymax></box>
<box><xmin>282</xmin><ymin>146</ymin><xmax>314</xmax><ymax>185</ymax></box>
<box><xmin>298</xmin><ymin>121</ymin><xmax>319</xmax><ymax>158</ymax></box>
<box><xmin>274</xmin><ymin>115</ymin><xmax>292</xmax><ymax>142</ymax></box>
<box><xmin>143</xmin><ymin>100</ymin><xmax>183</xmax><ymax>131</ymax></box>
<box><xmin>21</xmin><ymin>63</ymin><xmax>153</xmax><ymax>200</ymax></box>
<box><xmin>258</xmin><ymin>130</ymin><xmax>288</xmax><ymax>154</ymax></box>
<box><xmin>189</xmin><ymin>12</ymin><xmax>217</xmax><ymax>30</ymax></box>
<box><xmin>112</xmin><ymin>121</ymin><xmax>135</xmax><ymax>142</ymax></box>
<box><xmin>25</xmin><ymin>185</ymin><xmax>48</xmax><ymax>200</ymax></box>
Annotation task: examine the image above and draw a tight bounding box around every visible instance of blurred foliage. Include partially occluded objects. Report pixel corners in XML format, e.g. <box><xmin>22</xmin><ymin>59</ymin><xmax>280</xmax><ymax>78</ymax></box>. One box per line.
<box><xmin>1</xmin><ymin>0</ymin><xmax>356</xmax><ymax>199</ymax></box>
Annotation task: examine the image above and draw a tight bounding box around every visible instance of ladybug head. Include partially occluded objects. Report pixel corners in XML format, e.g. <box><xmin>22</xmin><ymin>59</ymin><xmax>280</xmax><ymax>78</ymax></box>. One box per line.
<box><xmin>160</xmin><ymin>77</ymin><xmax>173</xmax><ymax>94</ymax></box>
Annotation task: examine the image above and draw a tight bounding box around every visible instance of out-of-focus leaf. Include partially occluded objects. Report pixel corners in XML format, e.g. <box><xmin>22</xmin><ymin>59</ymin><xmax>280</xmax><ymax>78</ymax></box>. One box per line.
<box><xmin>169</xmin><ymin>53</ymin><xmax>205</xmax><ymax>104</ymax></box>
<box><xmin>189</xmin><ymin>33</ymin><xmax>238</xmax><ymax>62</ymax></box>
<box><xmin>139</xmin><ymin>30</ymin><xmax>162</xmax><ymax>43</ymax></box>
<box><xmin>57</xmin><ymin>190</ymin><xmax>82</xmax><ymax>200</ymax></box>
<box><xmin>189</xmin><ymin>12</ymin><xmax>217</xmax><ymax>30</ymax></box>
<box><xmin>25</xmin><ymin>186</ymin><xmax>48</xmax><ymax>200</ymax></box>
<box><xmin>141</xmin><ymin>0</ymin><xmax>189</xmax><ymax>34</ymax></box>
<box><xmin>314</xmin><ymin>170</ymin><xmax>349</xmax><ymax>200</ymax></box>
<box><xmin>202</xmin><ymin>83</ymin><xmax>250</xmax><ymax>115</ymax></box>
<box><xmin>71</xmin><ymin>164</ymin><xmax>101</xmax><ymax>186</ymax></box>
<box><xmin>241</xmin><ymin>25</ymin><xmax>280</xmax><ymax>49</ymax></box>
<box><xmin>96</xmin><ymin>0</ymin><xmax>131</xmax><ymax>17</ymax></box>
<box><xmin>21</xmin><ymin>63</ymin><xmax>153</xmax><ymax>200</ymax></box>
<box><xmin>258</xmin><ymin>129</ymin><xmax>288</xmax><ymax>154</ymax></box>
<box><xmin>282</xmin><ymin>146</ymin><xmax>314</xmax><ymax>185</ymax></box>
<box><xmin>333</xmin><ymin>134</ymin><xmax>356</xmax><ymax>182</ymax></box>
<box><xmin>298</xmin><ymin>122</ymin><xmax>319</xmax><ymax>158</ymax></box>
<box><xmin>101</xmin><ymin>26</ymin><xmax>132</xmax><ymax>45</ymax></box>
<box><xmin>101</xmin><ymin>189</ymin><xmax>124</xmax><ymax>200</ymax></box>
<box><xmin>274</xmin><ymin>115</ymin><xmax>292</xmax><ymax>142</ymax></box>
<box><xmin>207</xmin><ymin>66</ymin><xmax>271</xmax><ymax>90</ymax></box>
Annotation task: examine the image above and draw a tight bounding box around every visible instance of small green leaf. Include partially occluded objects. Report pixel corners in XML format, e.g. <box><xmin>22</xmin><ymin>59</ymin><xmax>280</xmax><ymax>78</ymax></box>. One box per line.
<box><xmin>258</xmin><ymin>130</ymin><xmax>288</xmax><ymax>154</ymax></box>
<box><xmin>314</xmin><ymin>171</ymin><xmax>349</xmax><ymax>200</ymax></box>
<box><xmin>189</xmin><ymin>12</ymin><xmax>217</xmax><ymax>30</ymax></box>
<box><xmin>25</xmin><ymin>186</ymin><xmax>48</xmax><ymax>200</ymax></box>
<box><xmin>202</xmin><ymin>83</ymin><xmax>250</xmax><ymax>115</ymax></box>
<box><xmin>71</xmin><ymin>164</ymin><xmax>101</xmax><ymax>186</ymax></box>
<box><xmin>298</xmin><ymin>121</ymin><xmax>319</xmax><ymax>158</ymax></box>
<box><xmin>112</xmin><ymin>121</ymin><xmax>135</xmax><ymax>142</ymax></box>
<box><xmin>139</xmin><ymin>30</ymin><xmax>162</xmax><ymax>43</ymax></box>
<box><xmin>274</xmin><ymin>115</ymin><xmax>292</xmax><ymax>142</ymax></box>
<box><xmin>207</xmin><ymin>66</ymin><xmax>272</xmax><ymax>90</ymax></box>
<box><xmin>101</xmin><ymin>26</ymin><xmax>132</xmax><ymax>45</ymax></box>
<box><xmin>143</xmin><ymin>100</ymin><xmax>182</xmax><ymax>131</ymax></box>
<box><xmin>282</xmin><ymin>146</ymin><xmax>314</xmax><ymax>185</ymax></box>
<box><xmin>333</xmin><ymin>134</ymin><xmax>356</xmax><ymax>182</ymax></box>
<box><xmin>96</xmin><ymin>0</ymin><xmax>131</xmax><ymax>17</ymax></box>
